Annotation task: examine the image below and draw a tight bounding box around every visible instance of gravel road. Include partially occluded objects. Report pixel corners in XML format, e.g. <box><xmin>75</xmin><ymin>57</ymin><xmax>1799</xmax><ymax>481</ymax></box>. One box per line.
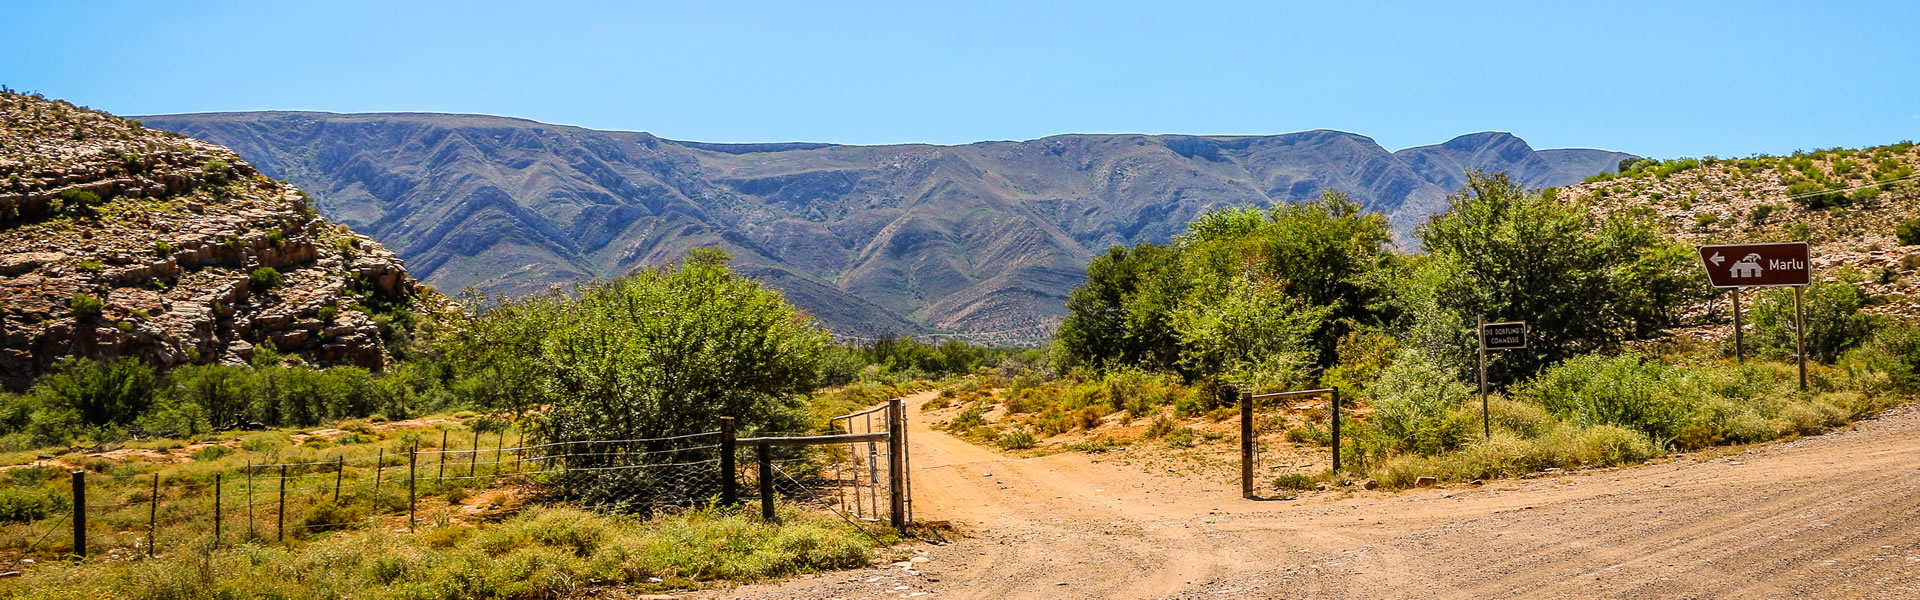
<box><xmin>713</xmin><ymin>393</ymin><xmax>1920</xmax><ymax>599</ymax></box>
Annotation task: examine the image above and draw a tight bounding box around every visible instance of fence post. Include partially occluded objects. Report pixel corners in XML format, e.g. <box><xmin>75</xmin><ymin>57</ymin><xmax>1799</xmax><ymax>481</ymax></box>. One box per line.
<box><xmin>887</xmin><ymin>397</ymin><xmax>907</xmax><ymax>531</ymax></box>
<box><xmin>374</xmin><ymin>448</ymin><xmax>384</xmax><ymax>500</ymax></box>
<box><xmin>1331</xmin><ymin>388</ymin><xmax>1343</xmax><ymax>473</ymax></box>
<box><xmin>70</xmin><ymin>471</ymin><xmax>85</xmax><ymax>559</ymax></box>
<box><xmin>407</xmin><ymin>445</ymin><xmax>417</xmax><ymax>532</ymax></box>
<box><xmin>334</xmin><ymin>456</ymin><xmax>344</xmax><ymax>503</ymax></box>
<box><xmin>437</xmin><ymin>430</ymin><xmax>448</xmax><ymax>482</ymax></box>
<box><xmin>277</xmin><ymin>465</ymin><xmax>287</xmax><ymax>543</ymax></box>
<box><xmin>720</xmin><ymin>417</ymin><xmax>737</xmax><ymax>507</ymax></box>
<box><xmin>757</xmin><ymin>440</ymin><xmax>775</xmax><ymax>521</ymax></box>
<box><xmin>147</xmin><ymin>473</ymin><xmax>158</xmax><ymax>557</ymax></box>
<box><xmin>246</xmin><ymin>461</ymin><xmax>254</xmax><ymax>540</ymax></box>
<box><xmin>213</xmin><ymin>473</ymin><xmax>222</xmax><ymax>550</ymax></box>
<box><xmin>469</xmin><ymin>430</ymin><xmax>480</xmax><ymax>478</ymax></box>
<box><xmin>1240</xmin><ymin>390</ymin><xmax>1254</xmax><ymax>499</ymax></box>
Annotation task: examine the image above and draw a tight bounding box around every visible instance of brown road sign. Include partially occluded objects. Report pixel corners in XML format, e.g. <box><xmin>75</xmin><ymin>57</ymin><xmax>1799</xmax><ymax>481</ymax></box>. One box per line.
<box><xmin>1697</xmin><ymin>242</ymin><xmax>1810</xmax><ymax>288</ymax></box>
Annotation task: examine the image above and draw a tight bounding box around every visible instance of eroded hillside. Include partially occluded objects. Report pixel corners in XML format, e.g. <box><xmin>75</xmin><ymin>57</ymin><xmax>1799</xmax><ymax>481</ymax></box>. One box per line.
<box><xmin>0</xmin><ymin>91</ymin><xmax>434</xmax><ymax>390</ymax></box>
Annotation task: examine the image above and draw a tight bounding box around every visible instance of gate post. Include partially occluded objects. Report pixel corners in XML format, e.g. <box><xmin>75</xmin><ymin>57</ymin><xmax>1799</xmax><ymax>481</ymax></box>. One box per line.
<box><xmin>757</xmin><ymin>440</ymin><xmax>775</xmax><ymax>521</ymax></box>
<box><xmin>720</xmin><ymin>417</ymin><xmax>737</xmax><ymax>507</ymax></box>
<box><xmin>71</xmin><ymin>471</ymin><xmax>85</xmax><ymax>559</ymax></box>
<box><xmin>1331</xmin><ymin>387</ymin><xmax>1342</xmax><ymax>472</ymax></box>
<box><xmin>887</xmin><ymin>397</ymin><xmax>907</xmax><ymax>531</ymax></box>
<box><xmin>1240</xmin><ymin>390</ymin><xmax>1254</xmax><ymax>498</ymax></box>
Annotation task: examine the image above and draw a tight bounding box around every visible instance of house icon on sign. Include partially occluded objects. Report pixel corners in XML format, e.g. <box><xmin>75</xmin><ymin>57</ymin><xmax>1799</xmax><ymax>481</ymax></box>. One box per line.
<box><xmin>1730</xmin><ymin>253</ymin><xmax>1764</xmax><ymax>278</ymax></box>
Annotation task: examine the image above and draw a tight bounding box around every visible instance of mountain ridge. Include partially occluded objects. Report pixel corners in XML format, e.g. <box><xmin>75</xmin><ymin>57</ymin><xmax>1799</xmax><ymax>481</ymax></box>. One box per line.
<box><xmin>137</xmin><ymin>111</ymin><xmax>1633</xmax><ymax>344</ymax></box>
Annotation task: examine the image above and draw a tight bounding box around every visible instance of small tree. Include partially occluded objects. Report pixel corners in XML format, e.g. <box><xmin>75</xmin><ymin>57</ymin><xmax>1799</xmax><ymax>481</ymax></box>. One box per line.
<box><xmin>1751</xmin><ymin>273</ymin><xmax>1878</xmax><ymax>363</ymax></box>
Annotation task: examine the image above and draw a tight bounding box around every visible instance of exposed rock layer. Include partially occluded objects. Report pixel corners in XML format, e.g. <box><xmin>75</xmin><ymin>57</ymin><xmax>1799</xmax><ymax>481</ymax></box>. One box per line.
<box><xmin>0</xmin><ymin>92</ymin><xmax>423</xmax><ymax>390</ymax></box>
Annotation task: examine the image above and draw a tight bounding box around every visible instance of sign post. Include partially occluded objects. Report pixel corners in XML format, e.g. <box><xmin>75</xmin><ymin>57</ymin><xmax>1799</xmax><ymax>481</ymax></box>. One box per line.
<box><xmin>1477</xmin><ymin>318</ymin><xmax>1526</xmax><ymax>439</ymax></box>
<box><xmin>1697</xmin><ymin>242</ymin><xmax>1811</xmax><ymax>389</ymax></box>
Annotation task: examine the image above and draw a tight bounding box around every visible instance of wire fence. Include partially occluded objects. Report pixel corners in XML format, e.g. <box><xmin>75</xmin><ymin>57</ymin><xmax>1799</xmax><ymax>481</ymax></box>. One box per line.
<box><xmin>0</xmin><ymin>405</ymin><xmax>914</xmax><ymax>560</ymax></box>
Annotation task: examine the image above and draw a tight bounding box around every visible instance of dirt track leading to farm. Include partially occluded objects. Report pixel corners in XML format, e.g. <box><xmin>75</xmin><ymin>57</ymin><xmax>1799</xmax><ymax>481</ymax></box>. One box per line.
<box><xmin>715</xmin><ymin>391</ymin><xmax>1920</xmax><ymax>599</ymax></box>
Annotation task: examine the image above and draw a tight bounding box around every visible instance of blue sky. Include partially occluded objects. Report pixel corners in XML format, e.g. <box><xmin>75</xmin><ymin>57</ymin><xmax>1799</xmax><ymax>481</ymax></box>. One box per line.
<box><xmin>3</xmin><ymin>1</ymin><xmax>1916</xmax><ymax>158</ymax></box>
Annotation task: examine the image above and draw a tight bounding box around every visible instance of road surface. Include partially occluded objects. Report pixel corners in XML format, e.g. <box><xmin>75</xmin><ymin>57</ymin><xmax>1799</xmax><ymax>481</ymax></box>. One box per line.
<box><xmin>716</xmin><ymin>392</ymin><xmax>1920</xmax><ymax>599</ymax></box>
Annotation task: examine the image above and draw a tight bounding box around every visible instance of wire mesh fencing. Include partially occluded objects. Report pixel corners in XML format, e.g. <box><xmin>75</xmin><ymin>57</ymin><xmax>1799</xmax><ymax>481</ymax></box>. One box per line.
<box><xmin>0</xmin><ymin>404</ymin><xmax>918</xmax><ymax>560</ymax></box>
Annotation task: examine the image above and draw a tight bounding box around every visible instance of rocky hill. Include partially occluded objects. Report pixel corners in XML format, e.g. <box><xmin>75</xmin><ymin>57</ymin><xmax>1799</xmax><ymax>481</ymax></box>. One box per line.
<box><xmin>1559</xmin><ymin>142</ymin><xmax>1920</xmax><ymax>324</ymax></box>
<box><xmin>0</xmin><ymin>92</ymin><xmax>432</xmax><ymax>391</ymax></box>
<box><xmin>137</xmin><ymin>112</ymin><xmax>1632</xmax><ymax>344</ymax></box>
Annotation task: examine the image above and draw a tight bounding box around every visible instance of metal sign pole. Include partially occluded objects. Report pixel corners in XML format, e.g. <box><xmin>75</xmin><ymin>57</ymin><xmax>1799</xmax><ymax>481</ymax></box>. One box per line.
<box><xmin>1477</xmin><ymin>314</ymin><xmax>1489</xmax><ymax>440</ymax></box>
<box><xmin>1732</xmin><ymin>288</ymin><xmax>1744</xmax><ymax>364</ymax></box>
<box><xmin>1795</xmin><ymin>285</ymin><xmax>1807</xmax><ymax>390</ymax></box>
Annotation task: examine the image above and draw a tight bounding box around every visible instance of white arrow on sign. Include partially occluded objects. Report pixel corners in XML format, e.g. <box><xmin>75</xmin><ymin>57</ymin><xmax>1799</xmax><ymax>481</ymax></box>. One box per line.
<box><xmin>1710</xmin><ymin>252</ymin><xmax>1725</xmax><ymax>266</ymax></box>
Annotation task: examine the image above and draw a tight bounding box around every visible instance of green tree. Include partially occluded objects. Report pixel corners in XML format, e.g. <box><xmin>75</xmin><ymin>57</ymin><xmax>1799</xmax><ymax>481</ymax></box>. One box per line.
<box><xmin>1055</xmin><ymin>243</ymin><xmax>1187</xmax><ymax>372</ymax></box>
<box><xmin>1418</xmin><ymin>171</ymin><xmax>1702</xmax><ymax>381</ymax></box>
<box><xmin>32</xmin><ymin>358</ymin><xmax>159</xmax><ymax>428</ymax></box>
<box><xmin>1750</xmin><ymin>273</ymin><xmax>1878</xmax><ymax>363</ymax></box>
<box><xmin>1169</xmin><ymin>274</ymin><xmax>1328</xmax><ymax>390</ymax></box>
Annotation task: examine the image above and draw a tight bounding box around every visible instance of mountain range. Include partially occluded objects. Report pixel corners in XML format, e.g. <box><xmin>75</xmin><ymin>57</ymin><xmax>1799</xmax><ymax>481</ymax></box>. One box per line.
<box><xmin>136</xmin><ymin>112</ymin><xmax>1632</xmax><ymax>344</ymax></box>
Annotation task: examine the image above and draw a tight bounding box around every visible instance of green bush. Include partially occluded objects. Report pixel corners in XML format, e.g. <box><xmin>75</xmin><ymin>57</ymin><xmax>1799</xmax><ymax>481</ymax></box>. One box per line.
<box><xmin>1272</xmin><ymin>473</ymin><xmax>1316</xmax><ymax>490</ymax></box>
<box><xmin>55</xmin><ymin>188</ymin><xmax>101</xmax><ymax>217</ymax></box>
<box><xmin>249</xmin><ymin>267</ymin><xmax>283</xmax><ymax>290</ymax></box>
<box><xmin>202</xmin><ymin>158</ymin><xmax>233</xmax><ymax>185</ymax></box>
<box><xmin>1164</xmin><ymin>427</ymin><xmax>1195</xmax><ymax>448</ymax></box>
<box><xmin>68</xmin><ymin>293</ymin><xmax>103</xmax><ymax>320</ymax></box>
<box><xmin>1750</xmin><ymin>274</ymin><xmax>1877</xmax><ymax>363</ymax></box>
<box><xmin>1357</xmin><ymin>350</ymin><xmax>1476</xmax><ymax>456</ymax></box>
<box><xmin>996</xmin><ymin>429</ymin><xmax>1036</xmax><ymax>450</ymax></box>
<box><xmin>0</xmin><ymin>486</ymin><xmax>65</xmax><ymax>523</ymax></box>
<box><xmin>1517</xmin><ymin>353</ymin><xmax>1689</xmax><ymax>445</ymax></box>
<box><xmin>1897</xmin><ymin>218</ymin><xmax>1920</xmax><ymax>246</ymax></box>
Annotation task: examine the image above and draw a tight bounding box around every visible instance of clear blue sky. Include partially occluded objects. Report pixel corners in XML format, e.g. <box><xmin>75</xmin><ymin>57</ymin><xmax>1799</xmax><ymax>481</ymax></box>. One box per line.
<box><xmin>4</xmin><ymin>1</ymin><xmax>1916</xmax><ymax>158</ymax></box>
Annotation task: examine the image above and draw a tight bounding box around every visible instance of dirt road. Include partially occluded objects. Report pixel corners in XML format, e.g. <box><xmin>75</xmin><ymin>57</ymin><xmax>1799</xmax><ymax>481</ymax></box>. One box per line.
<box><xmin>716</xmin><ymin>392</ymin><xmax>1920</xmax><ymax>599</ymax></box>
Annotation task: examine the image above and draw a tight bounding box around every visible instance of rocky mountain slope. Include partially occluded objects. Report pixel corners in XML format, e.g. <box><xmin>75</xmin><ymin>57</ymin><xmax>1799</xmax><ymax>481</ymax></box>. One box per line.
<box><xmin>0</xmin><ymin>92</ymin><xmax>431</xmax><ymax>391</ymax></box>
<box><xmin>1560</xmin><ymin>142</ymin><xmax>1920</xmax><ymax>325</ymax></box>
<box><xmin>138</xmin><ymin>111</ymin><xmax>1632</xmax><ymax>344</ymax></box>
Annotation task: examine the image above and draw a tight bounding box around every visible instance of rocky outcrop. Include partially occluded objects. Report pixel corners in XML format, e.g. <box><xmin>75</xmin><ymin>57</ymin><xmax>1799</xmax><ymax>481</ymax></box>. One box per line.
<box><xmin>0</xmin><ymin>91</ymin><xmax>429</xmax><ymax>390</ymax></box>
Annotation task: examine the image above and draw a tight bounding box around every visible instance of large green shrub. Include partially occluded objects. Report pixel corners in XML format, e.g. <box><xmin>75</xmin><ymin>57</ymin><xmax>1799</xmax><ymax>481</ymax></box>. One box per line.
<box><xmin>1356</xmin><ymin>350</ymin><xmax>1476</xmax><ymax>457</ymax></box>
<box><xmin>1517</xmin><ymin>353</ymin><xmax>1690</xmax><ymax>445</ymax></box>
<box><xmin>1418</xmin><ymin>171</ymin><xmax>1704</xmax><ymax>381</ymax></box>
<box><xmin>1750</xmin><ymin>274</ymin><xmax>1877</xmax><ymax>363</ymax></box>
<box><xmin>450</xmin><ymin>250</ymin><xmax>826</xmax><ymax>509</ymax></box>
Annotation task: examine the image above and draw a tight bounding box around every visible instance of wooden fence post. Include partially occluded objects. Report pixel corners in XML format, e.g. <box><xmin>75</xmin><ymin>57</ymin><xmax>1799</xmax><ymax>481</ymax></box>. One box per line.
<box><xmin>213</xmin><ymin>473</ymin><xmax>222</xmax><ymax>549</ymax></box>
<box><xmin>333</xmin><ymin>456</ymin><xmax>344</xmax><ymax>503</ymax></box>
<box><xmin>720</xmin><ymin>417</ymin><xmax>737</xmax><ymax>506</ymax></box>
<box><xmin>469</xmin><ymin>430</ymin><xmax>480</xmax><ymax>478</ymax></box>
<box><xmin>70</xmin><ymin>471</ymin><xmax>85</xmax><ymax>559</ymax></box>
<box><xmin>1240</xmin><ymin>390</ymin><xmax>1254</xmax><ymax>499</ymax></box>
<box><xmin>373</xmin><ymin>448</ymin><xmax>384</xmax><ymax>500</ymax></box>
<box><xmin>245</xmin><ymin>461</ymin><xmax>254</xmax><ymax>540</ymax></box>
<box><xmin>757</xmin><ymin>440</ymin><xmax>775</xmax><ymax>522</ymax></box>
<box><xmin>1331</xmin><ymin>388</ymin><xmax>1343</xmax><ymax>473</ymax></box>
<box><xmin>437</xmin><ymin>430</ymin><xmax>448</xmax><ymax>482</ymax></box>
<box><xmin>147</xmin><ymin>473</ymin><xmax>158</xmax><ymax>557</ymax></box>
<box><xmin>887</xmin><ymin>397</ymin><xmax>906</xmax><ymax>531</ymax></box>
<box><xmin>407</xmin><ymin>446</ymin><xmax>417</xmax><ymax>532</ymax></box>
<box><xmin>277</xmin><ymin>465</ymin><xmax>287</xmax><ymax>542</ymax></box>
